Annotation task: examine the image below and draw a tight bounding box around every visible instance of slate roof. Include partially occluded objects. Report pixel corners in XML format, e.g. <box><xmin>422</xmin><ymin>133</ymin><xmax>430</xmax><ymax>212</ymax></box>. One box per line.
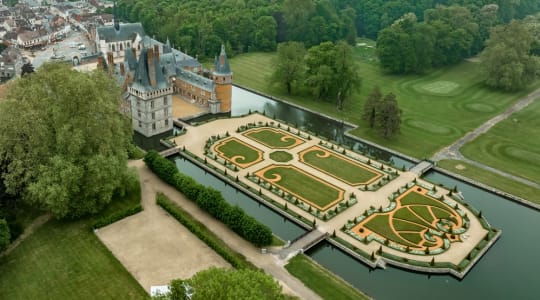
<box><xmin>176</xmin><ymin>68</ymin><xmax>214</xmax><ymax>92</ymax></box>
<box><xmin>97</xmin><ymin>22</ymin><xmax>145</xmax><ymax>43</ymax></box>
<box><xmin>131</xmin><ymin>47</ymin><xmax>169</xmax><ymax>92</ymax></box>
<box><xmin>213</xmin><ymin>44</ymin><xmax>231</xmax><ymax>75</ymax></box>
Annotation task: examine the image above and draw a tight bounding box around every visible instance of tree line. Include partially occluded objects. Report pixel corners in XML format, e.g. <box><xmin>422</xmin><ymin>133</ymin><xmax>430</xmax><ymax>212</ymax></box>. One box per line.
<box><xmin>117</xmin><ymin>0</ymin><xmax>540</xmax><ymax>59</ymax></box>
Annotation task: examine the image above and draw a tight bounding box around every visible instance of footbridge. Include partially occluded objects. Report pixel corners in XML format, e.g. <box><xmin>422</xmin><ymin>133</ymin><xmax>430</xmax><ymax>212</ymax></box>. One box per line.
<box><xmin>278</xmin><ymin>228</ymin><xmax>328</xmax><ymax>260</ymax></box>
<box><xmin>409</xmin><ymin>160</ymin><xmax>435</xmax><ymax>176</ymax></box>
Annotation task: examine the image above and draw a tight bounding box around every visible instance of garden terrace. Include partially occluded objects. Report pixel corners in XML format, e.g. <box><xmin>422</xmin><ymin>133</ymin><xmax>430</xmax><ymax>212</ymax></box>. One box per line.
<box><xmin>349</xmin><ymin>185</ymin><xmax>468</xmax><ymax>254</ymax></box>
<box><xmin>255</xmin><ymin>164</ymin><xmax>345</xmax><ymax>211</ymax></box>
<box><xmin>243</xmin><ymin>127</ymin><xmax>305</xmax><ymax>149</ymax></box>
<box><xmin>213</xmin><ymin>137</ymin><xmax>264</xmax><ymax>169</ymax></box>
<box><xmin>299</xmin><ymin>146</ymin><xmax>383</xmax><ymax>186</ymax></box>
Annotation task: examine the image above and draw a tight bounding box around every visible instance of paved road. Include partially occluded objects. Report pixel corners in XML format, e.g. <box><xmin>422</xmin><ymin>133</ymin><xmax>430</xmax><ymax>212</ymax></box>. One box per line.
<box><xmin>431</xmin><ymin>87</ymin><xmax>540</xmax><ymax>189</ymax></box>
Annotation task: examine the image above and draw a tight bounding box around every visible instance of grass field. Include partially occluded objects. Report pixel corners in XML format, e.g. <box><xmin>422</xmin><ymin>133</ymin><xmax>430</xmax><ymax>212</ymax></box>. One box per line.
<box><xmin>256</xmin><ymin>165</ymin><xmax>344</xmax><ymax>210</ymax></box>
<box><xmin>285</xmin><ymin>254</ymin><xmax>370</xmax><ymax>300</ymax></box>
<box><xmin>0</xmin><ymin>180</ymin><xmax>147</xmax><ymax>299</ymax></box>
<box><xmin>214</xmin><ymin>138</ymin><xmax>263</xmax><ymax>168</ymax></box>
<box><xmin>244</xmin><ymin>128</ymin><xmax>304</xmax><ymax>149</ymax></box>
<box><xmin>460</xmin><ymin>100</ymin><xmax>540</xmax><ymax>185</ymax></box>
<box><xmin>437</xmin><ymin>160</ymin><xmax>540</xmax><ymax>204</ymax></box>
<box><xmin>299</xmin><ymin>146</ymin><xmax>381</xmax><ymax>185</ymax></box>
<box><xmin>229</xmin><ymin>51</ymin><xmax>540</xmax><ymax>159</ymax></box>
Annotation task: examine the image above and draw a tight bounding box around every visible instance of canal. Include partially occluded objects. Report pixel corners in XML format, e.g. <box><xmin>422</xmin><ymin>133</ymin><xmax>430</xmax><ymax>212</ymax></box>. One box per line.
<box><xmin>171</xmin><ymin>86</ymin><xmax>540</xmax><ymax>299</ymax></box>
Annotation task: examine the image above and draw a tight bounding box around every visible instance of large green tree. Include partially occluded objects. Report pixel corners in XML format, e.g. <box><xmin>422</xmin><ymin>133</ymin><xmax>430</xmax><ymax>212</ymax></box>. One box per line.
<box><xmin>0</xmin><ymin>63</ymin><xmax>132</xmax><ymax>218</ymax></box>
<box><xmin>158</xmin><ymin>267</ymin><xmax>294</xmax><ymax>300</ymax></box>
<box><xmin>362</xmin><ymin>86</ymin><xmax>382</xmax><ymax>128</ymax></box>
<box><xmin>376</xmin><ymin>93</ymin><xmax>401</xmax><ymax>139</ymax></box>
<box><xmin>305</xmin><ymin>41</ymin><xmax>360</xmax><ymax>109</ymax></box>
<box><xmin>270</xmin><ymin>42</ymin><xmax>306</xmax><ymax>95</ymax></box>
<box><xmin>481</xmin><ymin>20</ymin><xmax>540</xmax><ymax>91</ymax></box>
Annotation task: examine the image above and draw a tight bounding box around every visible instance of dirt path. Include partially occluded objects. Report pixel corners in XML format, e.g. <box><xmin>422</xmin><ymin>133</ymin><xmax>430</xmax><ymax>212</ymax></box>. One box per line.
<box><xmin>431</xmin><ymin>87</ymin><xmax>540</xmax><ymax>189</ymax></box>
<box><xmin>124</xmin><ymin>160</ymin><xmax>322</xmax><ymax>300</ymax></box>
<box><xmin>0</xmin><ymin>214</ymin><xmax>51</xmax><ymax>258</ymax></box>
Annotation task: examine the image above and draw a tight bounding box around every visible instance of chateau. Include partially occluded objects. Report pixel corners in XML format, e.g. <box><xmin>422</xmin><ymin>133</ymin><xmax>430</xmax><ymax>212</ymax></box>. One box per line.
<box><xmin>95</xmin><ymin>18</ymin><xmax>233</xmax><ymax>137</ymax></box>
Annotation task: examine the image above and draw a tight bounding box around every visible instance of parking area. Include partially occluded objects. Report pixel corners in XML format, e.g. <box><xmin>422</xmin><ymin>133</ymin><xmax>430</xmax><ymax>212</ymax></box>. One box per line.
<box><xmin>22</xmin><ymin>29</ymin><xmax>94</xmax><ymax>68</ymax></box>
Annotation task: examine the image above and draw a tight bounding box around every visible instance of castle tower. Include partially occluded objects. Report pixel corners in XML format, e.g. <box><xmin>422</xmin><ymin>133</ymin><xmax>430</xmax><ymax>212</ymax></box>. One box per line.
<box><xmin>129</xmin><ymin>46</ymin><xmax>173</xmax><ymax>137</ymax></box>
<box><xmin>212</xmin><ymin>44</ymin><xmax>233</xmax><ymax>113</ymax></box>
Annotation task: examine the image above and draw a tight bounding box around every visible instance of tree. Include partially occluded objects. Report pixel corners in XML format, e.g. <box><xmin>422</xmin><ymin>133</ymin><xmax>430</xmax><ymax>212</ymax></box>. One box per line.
<box><xmin>481</xmin><ymin>20</ymin><xmax>540</xmax><ymax>91</ymax></box>
<box><xmin>161</xmin><ymin>267</ymin><xmax>291</xmax><ymax>300</ymax></box>
<box><xmin>376</xmin><ymin>93</ymin><xmax>401</xmax><ymax>139</ymax></box>
<box><xmin>305</xmin><ymin>41</ymin><xmax>360</xmax><ymax>108</ymax></box>
<box><xmin>0</xmin><ymin>63</ymin><xmax>132</xmax><ymax>218</ymax></box>
<box><xmin>20</xmin><ymin>62</ymin><xmax>34</xmax><ymax>77</ymax></box>
<box><xmin>0</xmin><ymin>218</ymin><xmax>10</xmax><ymax>251</ymax></box>
<box><xmin>363</xmin><ymin>86</ymin><xmax>382</xmax><ymax>128</ymax></box>
<box><xmin>270</xmin><ymin>42</ymin><xmax>306</xmax><ymax>95</ymax></box>
<box><xmin>254</xmin><ymin>16</ymin><xmax>277</xmax><ymax>52</ymax></box>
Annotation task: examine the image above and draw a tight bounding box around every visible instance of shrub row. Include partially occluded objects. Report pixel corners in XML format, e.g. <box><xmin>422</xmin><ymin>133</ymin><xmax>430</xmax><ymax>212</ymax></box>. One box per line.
<box><xmin>156</xmin><ymin>193</ymin><xmax>255</xmax><ymax>270</ymax></box>
<box><xmin>144</xmin><ymin>151</ymin><xmax>273</xmax><ymax>247</ymax></box>
<box><xmin>92</xmin><ymin>204</ymin><xmax>143</xmax><ymax>229</ymax></box>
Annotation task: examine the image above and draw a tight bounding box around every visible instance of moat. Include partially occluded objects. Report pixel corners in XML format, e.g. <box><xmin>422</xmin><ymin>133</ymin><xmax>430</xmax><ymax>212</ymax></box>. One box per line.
<box><xmin>160</xmin><ymin>87</ymin><xmax>540</xmax><ymax>299</ymax></box>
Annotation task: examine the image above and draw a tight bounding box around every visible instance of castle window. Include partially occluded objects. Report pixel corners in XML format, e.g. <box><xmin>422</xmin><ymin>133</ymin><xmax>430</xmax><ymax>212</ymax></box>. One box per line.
<box><xmin>151</xmin><ymin>100</ymin><xmax>154</xmax><ymax>109</ymax></box>
<box><xmin>164</xmin><ymin>108</ymin><xmax>168</xmax><ymax>117</ymax></box>
<box><xmin>152</xmin><ymin>123</ymin><xmax>156</xmax><ymax>130</ymax></box>
<box><xmin>138</xmin><ymin>121</ymin><xmax>142</xmax><ymax>128</ymax></box>
<box><xmin>163</xmin><ymin>97</ymin><xmax>168</xmax><ymax>105</ymax></box>
<box><xmin>152</xmin><ymin>112</ymin><xmax>155</xmax><ymax>120</ymax></box>
<box><xmin>165</xmin><ymin>119</ymin><xmax>169</xmax><ymax>126</ymax></box>
<box><xmin>137</xmin><ymin>110</ymin><xmax>141</xmax><ymax>118</ymax></box>
<box><xmin>112</xmin><ymin>44</ymin><xmax>115</xmax><ymax>52</ymax></box>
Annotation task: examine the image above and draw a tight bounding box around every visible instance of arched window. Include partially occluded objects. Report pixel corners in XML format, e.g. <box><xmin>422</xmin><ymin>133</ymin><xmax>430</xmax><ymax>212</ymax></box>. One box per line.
<box><xmin>120</xmin><ymin>44</ymin><xmax>123</xmax><ymax>51</ymax></box>
<box><xmin>112</xmin><ymin>44</ymin><xmax>116</xmax><ymax>52</ymax></box>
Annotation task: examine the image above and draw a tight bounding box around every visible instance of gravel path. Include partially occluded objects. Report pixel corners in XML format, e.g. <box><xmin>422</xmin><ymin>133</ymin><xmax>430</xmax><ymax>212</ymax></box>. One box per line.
<box><xmin>431</xmin><ymin>87</ymin><xmax>540</xmax><ymax>189</ymax></box>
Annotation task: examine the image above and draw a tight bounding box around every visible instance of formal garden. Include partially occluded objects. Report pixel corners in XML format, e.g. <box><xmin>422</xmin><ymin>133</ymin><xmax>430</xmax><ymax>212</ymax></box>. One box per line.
<box><xmin>199</xmin><ymin>119</ymin><xmax>400</xmax><ymax>221</ymax></box>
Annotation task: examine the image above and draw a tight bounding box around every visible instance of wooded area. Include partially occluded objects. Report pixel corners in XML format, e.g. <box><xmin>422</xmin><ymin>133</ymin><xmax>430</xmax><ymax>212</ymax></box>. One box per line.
<box><xmin>117</xmin><ymin>0</ymin><xmax>540</xmax><ymax>60</ymax></box>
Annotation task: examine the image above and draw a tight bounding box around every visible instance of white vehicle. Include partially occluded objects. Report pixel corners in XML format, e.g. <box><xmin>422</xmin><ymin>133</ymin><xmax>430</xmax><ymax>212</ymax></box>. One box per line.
<box><xmin>78</xmin><ymin>45</ymin><xmax>86</xmax><ymax>50</ymax></box>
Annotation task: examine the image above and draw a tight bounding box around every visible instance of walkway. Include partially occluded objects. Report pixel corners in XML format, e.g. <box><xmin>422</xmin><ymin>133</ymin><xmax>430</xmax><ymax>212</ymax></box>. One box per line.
<box><xmin>409</xmin><ymin>160</ymin><xmax>434</xmax><ymax>176</ymax></box>
<box><xmin>278</xmin><ymin>229</ymin><xmax>327</xmax><ymax>260</ymax></box>
<box><xmin>121</xmin><ymin>160</ymin><xmax>322</xmax><ymax>300</ymax></box>
<box><xmin>431</xmin><ymin>87</ymin><xmax>540</xmax><ymax>189</ymax></box>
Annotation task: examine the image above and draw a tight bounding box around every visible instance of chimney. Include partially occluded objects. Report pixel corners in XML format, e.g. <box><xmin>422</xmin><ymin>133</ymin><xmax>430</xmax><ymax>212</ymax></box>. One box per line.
<box><xmin>97</xmin><ymin>56</ymin><xmax>104</xmax><ymax>69</ymax></box>
<box><xmin>153</xmin><ymin>44</ymin><xmax>160</xmax><ymax>61</ymax></box>
<box><xmin>147</xmin><ymin>48</ymin><xmax>157</xmax><ymax>87</ymax></box>
<box><xmin>107</xmin><ymin>51</ymin><xmax>114</xmax><ymax>66</ymax></box>
<box><xmin>119</xmin><ymin>62</ymin><xmax>125</xmax><ymax>76</ymax></box>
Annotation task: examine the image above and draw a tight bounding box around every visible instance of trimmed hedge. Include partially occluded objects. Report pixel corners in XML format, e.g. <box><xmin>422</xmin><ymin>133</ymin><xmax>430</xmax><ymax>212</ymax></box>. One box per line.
<box><xmin>144</xmin><ymin>151</ymin><xmax>273</xmax><ymax>247</ymax></box>
<box><xmin>156</xmin><ymin>193</ymin><xmax>255</xmax><ymax>270</ymax></box>
<box><xmin>92</xmin><ymin>204</ymin><xmax>143</xmax><ymax>229</ymax></box>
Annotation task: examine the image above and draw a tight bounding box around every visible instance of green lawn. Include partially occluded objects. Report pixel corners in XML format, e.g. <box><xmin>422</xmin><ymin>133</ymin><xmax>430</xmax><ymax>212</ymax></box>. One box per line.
<box><xmin>460</xmin><ymin>99</ymin><xmax>540</xmax><ymax>185</ymax></box>
<box><xmin>363</xmin><ymin>215</ymin><xmax>418</xmax><ymax>248</ymax></box>
<box><xmin>244</xmin><ymin>128</ymin><xmax>303</xmax><ymax>149</ymax></box>
<box><xmin>0</xmin><ymin>180</ymin><xmax>147</xmax><ymax>299</ymax></box>
<box><xmin>269</xmin><ymin>150</ymin><xmax>293</xmax><ymax>163</ymax></box>
<box><xmin>229</xmin><ymin>51</ymin><xmax>540</xmax><ymax>159</ymax></box>
<box><xmin>299</xmin><ymin>146</ymin><xmax>381</xmax><ymax>185</ymax></box>
<box><xmin>437</xmin><ymin>160</ymin><xmax>540</xmax><ymax>204</ymax></box>
<box><xmin>285</xmin><ymin>254</ymin><xmax>370</xmax><ymax>300</ymax></box>
<box><xmin>258</xmin><ymin>165</ymin><xmax>343</xmax><ymax>210</ymax></box>
<box><xmin>214</xmin><ymin>138</ymin><xmax>263</xmax><ymax>167</ymax></box>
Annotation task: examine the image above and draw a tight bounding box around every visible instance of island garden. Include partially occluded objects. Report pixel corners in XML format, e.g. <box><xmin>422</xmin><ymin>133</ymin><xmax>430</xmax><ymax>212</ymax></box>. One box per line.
<box><xmin>168</xmin><ymin>112</ymin><xmax>500</xmax><ymax>278</ymax></box>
